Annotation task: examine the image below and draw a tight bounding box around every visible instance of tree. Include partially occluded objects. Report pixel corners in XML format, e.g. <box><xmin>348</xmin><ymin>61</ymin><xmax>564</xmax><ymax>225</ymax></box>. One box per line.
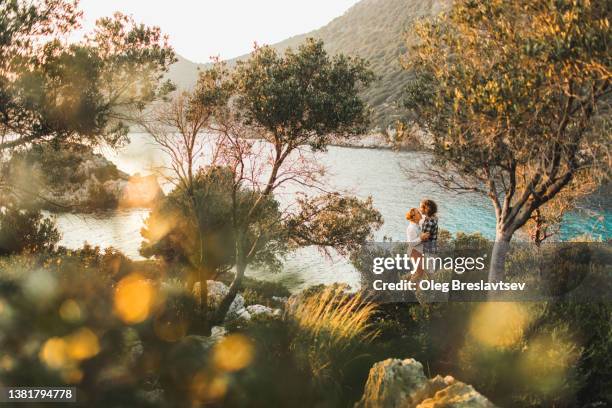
<box><xmin>0</xmin><ymin>1</ymin><xmax>176</xmax><ymax>153</ymax></box>
<box><xmin>524</xmin><ymin>172</ymin><xmax>599</xmax><ymax>246</ymax></box>
<box><xmin>0</xmin><ymin>201</ymin><xmax>60</xmax><ymax>255</ymax></box>
<box><xmin>209</xmin><ymin>39</ymin><xmax>381</xmax><ymax>323</ymax></box>
<box><xmin>403</xmin><ymin>0</ymin><xmax>611</xmax><ymax>282</ymax></box>
<box><xmin>137</xmin><ymin>67</ymin><xmax>233</xmax><ymax>333</ymax></box>
<box><xmin>141</xmin><ymin>40</ymin><xmax>382</xmax><ymax>330</ymax></box>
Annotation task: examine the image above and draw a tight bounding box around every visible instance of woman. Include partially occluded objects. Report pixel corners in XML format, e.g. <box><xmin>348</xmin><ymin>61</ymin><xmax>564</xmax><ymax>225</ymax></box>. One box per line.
<box><xmin>405</xmin><ymin>208</ymin><xmax>425</xmax><ymax>279</ymax></box>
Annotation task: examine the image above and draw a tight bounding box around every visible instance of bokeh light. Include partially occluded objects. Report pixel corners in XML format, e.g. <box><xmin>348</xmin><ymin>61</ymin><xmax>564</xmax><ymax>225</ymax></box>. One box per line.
<box><xmin>65</xmin><ymin>328</ymin><xmax>100</xmax><ymax>360</ymax></box>
<box><xmin>39</xmin><ymin>337</ymin><xmax>68</xmax><ymax>369</ymax></box>
<box><xmin>114</xmin><ymin>273</ymin><xmax>156</xmax><ymax>324</ymax></box>
<box><xmin>192</xmin><ymin>371</ymin><xmax>229</xmax><ymax>402</ymax></box>
<box><xmin>212</xmin><ymin>334</ymin><xmax>254</xmax><ymax>372</ymax></box>
<box><xmin>519</xmin><ymin>332</ymin><xmax>580</xmax><ymax>396</ymax></box>
<box><xmin>59</xmin><ymin>299</ymin><xmax>83</xmax><ymax>322</ymax></box>
<box><xmin>39</xmin><ymin>327</ymin><xmax>100</xmax><ymax>370</ymax></box>
<box><xmin>469</xmin><ymin>302</ymin><xmax>533</xmax><ymax>348</ymax></box>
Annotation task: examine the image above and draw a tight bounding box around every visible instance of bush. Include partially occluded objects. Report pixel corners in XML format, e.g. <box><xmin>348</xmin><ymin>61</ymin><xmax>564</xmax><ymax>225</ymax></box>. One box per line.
<box><xmin>0</xmin><ymin>204</ymin><xmax>60</xmax><ymax>256</ymax></box>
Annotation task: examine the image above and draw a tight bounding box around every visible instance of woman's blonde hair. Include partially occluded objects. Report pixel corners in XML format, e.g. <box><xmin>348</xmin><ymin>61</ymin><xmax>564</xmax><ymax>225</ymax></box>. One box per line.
<box><xmin>405</xmin><ymin>208</ymin><xmax>420</xmax><ymax>222</ymax></box>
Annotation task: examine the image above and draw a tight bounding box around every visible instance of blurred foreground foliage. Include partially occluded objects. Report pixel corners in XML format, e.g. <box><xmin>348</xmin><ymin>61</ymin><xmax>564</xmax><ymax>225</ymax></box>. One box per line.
<box><xmin>0</xmin><ymin>210</ymin><xmax>609</xmax><ymax>407</ymax></box>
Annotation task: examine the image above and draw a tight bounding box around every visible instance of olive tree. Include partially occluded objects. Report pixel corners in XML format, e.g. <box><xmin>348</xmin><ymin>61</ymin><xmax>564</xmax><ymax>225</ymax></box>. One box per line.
<box><xmin>141</xmin><ymin>40</ymin><xmax>383</xmax><ymax>330</ymax></box>
<box><xmin>403</xmin><ymin>0</ymin><xmax>610</xmax><ymax>282</ymax></box>
<box><xmin>0</xmin><ymin>1</ymin><xmax>176</xmax><ymax>153</ymax></box>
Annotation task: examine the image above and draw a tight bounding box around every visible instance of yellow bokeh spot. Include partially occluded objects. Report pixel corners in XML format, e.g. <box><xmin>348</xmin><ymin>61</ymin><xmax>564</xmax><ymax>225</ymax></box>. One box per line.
<box><xmin>469</xmin><ymin>302</ymin><xmax>532</xmax><ymax>348</ymax></box>
<box><xmin>66</xmin><ymin>328</ymin><xmax>100</xmax><ymax>361</ymax></box>
<box><xmin>114</xmin><ymin>274</ymin><xmax>156</xmax><ymax>324</ymax></box>
<box><xmin>59</xmin><ymin>299</ymin><xmax>82</xmax><ymax>322</ymax></box>
<box><xmin>40</xmin><ymin>337</ymin><xmax>68</xmax><ymax>369</ymax></box>
<box><xmin>212</xmin><ymin>334</ymin><xmax>254</xmax><ymax>372</ymax></box>
<box><xmin>0</xmin><ymin>355</ymin><xmax>14</xmax><ymax>371</ymax></box>
<box><xmin>192</xmin><ymin>371</ymin><xmax>229</xmax><ymax>402</ymax></box>
<box><xmin>39</xmin><ymin>328</ymin><xmax>100</xmax><ymax>370</ymax></box>
<box><xmin>519</xmin><ymin>333</ymin><xmax>579</xmax><ymax>395</ymax></box>
<box><xmin>62</xmin><ymin>368</ymin><xmax>84</xmax><ymax>384</ymax></box>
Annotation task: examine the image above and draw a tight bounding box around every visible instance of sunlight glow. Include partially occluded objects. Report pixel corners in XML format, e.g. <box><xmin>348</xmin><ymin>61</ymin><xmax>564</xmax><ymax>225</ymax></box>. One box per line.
<box><xmin>114</xmin><ymin>273</ymin><xmax>156</xmax><ymax>324</ymax></box>
<box><xmin>212</xmin><ymin>334</ymin><xmax>254</xmax><ymax>372</ymax></box>
<box><xmin>468</xmin><ymin>302</ymin><xmax>532</xmax><ymax>348</ymax></box>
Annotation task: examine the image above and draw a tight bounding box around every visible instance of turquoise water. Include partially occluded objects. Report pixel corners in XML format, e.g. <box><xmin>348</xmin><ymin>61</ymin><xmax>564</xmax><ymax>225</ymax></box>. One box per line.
<box><xmin>54</xmin><ymin>134</ymin><xmax>609</xmax><ymax>290</ymax></box>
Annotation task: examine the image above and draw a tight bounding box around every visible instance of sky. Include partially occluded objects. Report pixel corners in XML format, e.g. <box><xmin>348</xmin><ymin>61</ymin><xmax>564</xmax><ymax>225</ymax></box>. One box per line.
<box><xmin>76</xmin><ymin>0</ymin><xmax>361</xmax><ymax>63</ymax></box>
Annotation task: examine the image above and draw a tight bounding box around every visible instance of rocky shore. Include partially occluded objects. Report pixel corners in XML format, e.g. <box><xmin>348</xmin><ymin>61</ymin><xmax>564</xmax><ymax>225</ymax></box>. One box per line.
<box><xmin>4</xmin><ymin>143</ymin><xmax>164</xmax><ymax>212</ymax></box>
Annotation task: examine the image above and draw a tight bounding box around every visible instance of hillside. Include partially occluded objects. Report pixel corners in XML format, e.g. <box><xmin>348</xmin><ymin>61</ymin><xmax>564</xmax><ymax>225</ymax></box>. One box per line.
<box><xmin>167</xmin><ymin>0</ymin><xmax>450</xmax><ymax>131</ymax></box>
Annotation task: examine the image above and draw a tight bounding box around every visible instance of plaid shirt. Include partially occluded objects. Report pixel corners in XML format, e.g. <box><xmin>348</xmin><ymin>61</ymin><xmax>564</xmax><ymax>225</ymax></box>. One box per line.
<box><xmin>421</xmin><ymin>216</ymin><xmax>438</xmax><ymax>253</ymax></box>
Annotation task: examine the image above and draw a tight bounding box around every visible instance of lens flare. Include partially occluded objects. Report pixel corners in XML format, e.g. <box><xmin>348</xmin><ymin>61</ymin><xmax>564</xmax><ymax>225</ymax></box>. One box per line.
<box><xmin>519</xmin><ymin>332</ymin><xmax>580</xmax><ymax>396</ymax></box>
<box><xmin>66</xmin><ymin>328</ymin><xmax>100</xmax><ymax>360</ymax></box>
<box><xmin>469</xmin><ymin>302</ymin><xmax>532</xmax><ymax>348</ymax></box>
<box><xmin>40</xmin><ymin>337</ymin><xmax>68</xmax><ymax>369</ymax></box>
<box><xmin>59</xmin><ymin>299</ymin><xmax>82</xmax><ymax>322</ymax></box>
<box><xmin>212</xmin><ymin>334</ymin><xmax>254</xmax><ymax>372</ymax></box>
<box><xmin>192</xmin><ymin>371</ymin><xmax>229</xmax><ymax>402</ymax></box>
<box><xmin>114</xmin><ymin>274</ymin><xmax>156</xmax><ymax>324</ymax></box>
<box><xmin>119</xmin><ymin>175</ymin><xmax>162</xmax><ymax>208</ymax></box>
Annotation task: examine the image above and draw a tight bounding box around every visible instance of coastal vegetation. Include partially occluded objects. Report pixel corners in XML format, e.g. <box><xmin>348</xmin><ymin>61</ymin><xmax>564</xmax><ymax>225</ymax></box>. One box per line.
<box><xmin>0</xmin><ymin>1</ymin><xmax>609</xmax><ymax>407</ymax></box>
<box><xmin>402</xmin><ymin>0</ymin><xmax>611</xmax><ymax>281</ymax></box>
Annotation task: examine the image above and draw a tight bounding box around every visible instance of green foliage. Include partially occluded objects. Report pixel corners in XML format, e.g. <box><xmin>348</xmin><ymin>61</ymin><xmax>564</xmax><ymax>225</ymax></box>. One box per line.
<box><xmin>233</xmin><ymin>277</ymin><xmax>290</xmax><ymax>308</ymax></box>
<box><xmin>0</xmin><ymin>237</ymin><xmax>610</xmax><ymax>407</ymax></box>
<box><xmin>234</xmin><ymin>38</ymin><xmax>374</xmax><ymax>150</ymax></box>
<box><xmin>402</xmin><ymin>0</ymin><xmax>610</xmax><ymax>227</ymax></box>
<box><xmin>0</xmin><ymin>1</ymin><xmax>176</xmax><ymax>151</ymax></box>
<box><xmin>287</xmin><ymin>194</ymin><xmax>384</xmax><ymax>256</ymax></box>
<box><xmin>0</xmin><ymin>204</ymin><xmax>60</xmax><ymax>255</ymax></box>
<box><xmin>141</xmin><ymin>166</ymin><xmax>286</xmax><ymax>273</ymax></box>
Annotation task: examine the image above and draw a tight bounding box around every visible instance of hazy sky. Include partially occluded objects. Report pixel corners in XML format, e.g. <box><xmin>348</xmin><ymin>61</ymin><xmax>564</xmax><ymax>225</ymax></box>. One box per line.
<box><xmin>76</xmin><ymin>0</ymin><xmax>361</xmax><ymax>63</ymax></box>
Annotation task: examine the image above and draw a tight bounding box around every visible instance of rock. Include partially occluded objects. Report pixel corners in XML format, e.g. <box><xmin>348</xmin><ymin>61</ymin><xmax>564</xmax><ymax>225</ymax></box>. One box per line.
<box><xmin>237</xmin><ymin>308</ymin><xmax>251</xmax><ymax>320</ymax></box>
<box><xmin>210</xmin><ymin>325</ymin><xmax>227</xmax><ymax>340</ymax></box>
<box><xmin>137</xmin><ymin>388</ymin><xmax>165</xmax><ymax>405</ymax></box>
<box><xmin>272</xmin><ymin>296</ymin><xmax>289</xmax><ymax>304</ymax></box>
<box><xmin>355</xmin><ymin>358</ymin><xmax>495</xmax><ymax>408</ymax></box>
<box><xmin>245</xmin><ymin>304</ymin><xmax>282</xmax><ymax>319</ymax></box>
<box><xmin>193</xmin><ymin>280</ymin><xmax>246</xmax><ymax>321</ymax></box>
<box><xmin>417</xmin><ymin>383</ymin><xmax>496</xmax><ymax>408</ymax></box>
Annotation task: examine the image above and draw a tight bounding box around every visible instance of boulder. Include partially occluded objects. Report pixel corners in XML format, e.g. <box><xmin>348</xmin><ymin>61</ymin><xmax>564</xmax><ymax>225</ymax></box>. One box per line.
<box><xmin>193</xmin><ymin>280</ymin><xmax>246</xmax><ymax>321</ymax></box>
<box><xmin>355</xmin><ymin>358</ymin><xmax>495</xmax><ymax>408</ymax></box>
<box><xmin>417</xmin><ymin>382</ymin><xmax>496</xmax><ymax>408</ymax></box>
<box><xmin>246</xmin><ymin>304</ymin><xmax>282</xmax><ymax>318</ymax></box>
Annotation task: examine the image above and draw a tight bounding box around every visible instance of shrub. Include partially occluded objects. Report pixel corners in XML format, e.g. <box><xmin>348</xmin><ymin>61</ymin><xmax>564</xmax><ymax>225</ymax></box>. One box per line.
<box><xmin>0</xmin><ymin>204</ymin><xmax>60</xmax><ymax>256</ymax></box>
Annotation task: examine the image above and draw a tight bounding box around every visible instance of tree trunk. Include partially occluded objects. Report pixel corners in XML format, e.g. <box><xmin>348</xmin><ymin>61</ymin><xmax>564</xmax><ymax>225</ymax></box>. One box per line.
<box><xmin>213</xmin><ymin>261</ymin><xmax>246</xmax><ymax>325</ymax></box>
<box><xmin>194</xmin><ymin>270</ymin><xmax>210</xmax><ymax>336</ymax></box>
<box><xmin>488</xmin><ymin>229</ymin><xmax>512</xmax><ymax>283</ymax></box>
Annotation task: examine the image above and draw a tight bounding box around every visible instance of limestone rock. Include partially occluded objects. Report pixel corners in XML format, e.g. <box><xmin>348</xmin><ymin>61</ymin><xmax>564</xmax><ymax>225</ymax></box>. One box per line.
<box><xmin>417</xmin><ymin>382</ymin><xmax>496</xmax><ymax>408</ymax></box>
<box><xmin>355</xmin><ymin>358</ymin><xmax>495</xmax><ymax>408</ymax></box>
<box><xmin>246</xmin><ymin>304</ymin><xmax>282</xmax><ymax>318</ymax></box>
<box><xmin>193</xmin><ymin>280</ymin><xmax>246</xmax><ymax>321</ymax></box>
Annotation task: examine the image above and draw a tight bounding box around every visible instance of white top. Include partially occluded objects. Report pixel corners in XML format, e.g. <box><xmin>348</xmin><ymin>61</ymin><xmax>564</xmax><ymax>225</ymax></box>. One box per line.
<box><xmin>406</xmin><ymin>222</ymin><xmax>422</xmax><ymax>243</ymax></box>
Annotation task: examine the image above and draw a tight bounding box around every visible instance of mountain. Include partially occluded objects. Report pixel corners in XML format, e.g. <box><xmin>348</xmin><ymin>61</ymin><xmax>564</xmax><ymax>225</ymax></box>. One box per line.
<box><xmin>166</xmin><ymin>0</ymin><xmax>450</xmax><ymax>131</ymax></box>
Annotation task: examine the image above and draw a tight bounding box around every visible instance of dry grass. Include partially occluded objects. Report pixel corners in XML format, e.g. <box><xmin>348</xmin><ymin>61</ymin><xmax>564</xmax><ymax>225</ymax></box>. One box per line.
<box><xmin>285</xmin><ymin>285</ymin><xmax>379</xmax><ymax>348</ymax></box>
